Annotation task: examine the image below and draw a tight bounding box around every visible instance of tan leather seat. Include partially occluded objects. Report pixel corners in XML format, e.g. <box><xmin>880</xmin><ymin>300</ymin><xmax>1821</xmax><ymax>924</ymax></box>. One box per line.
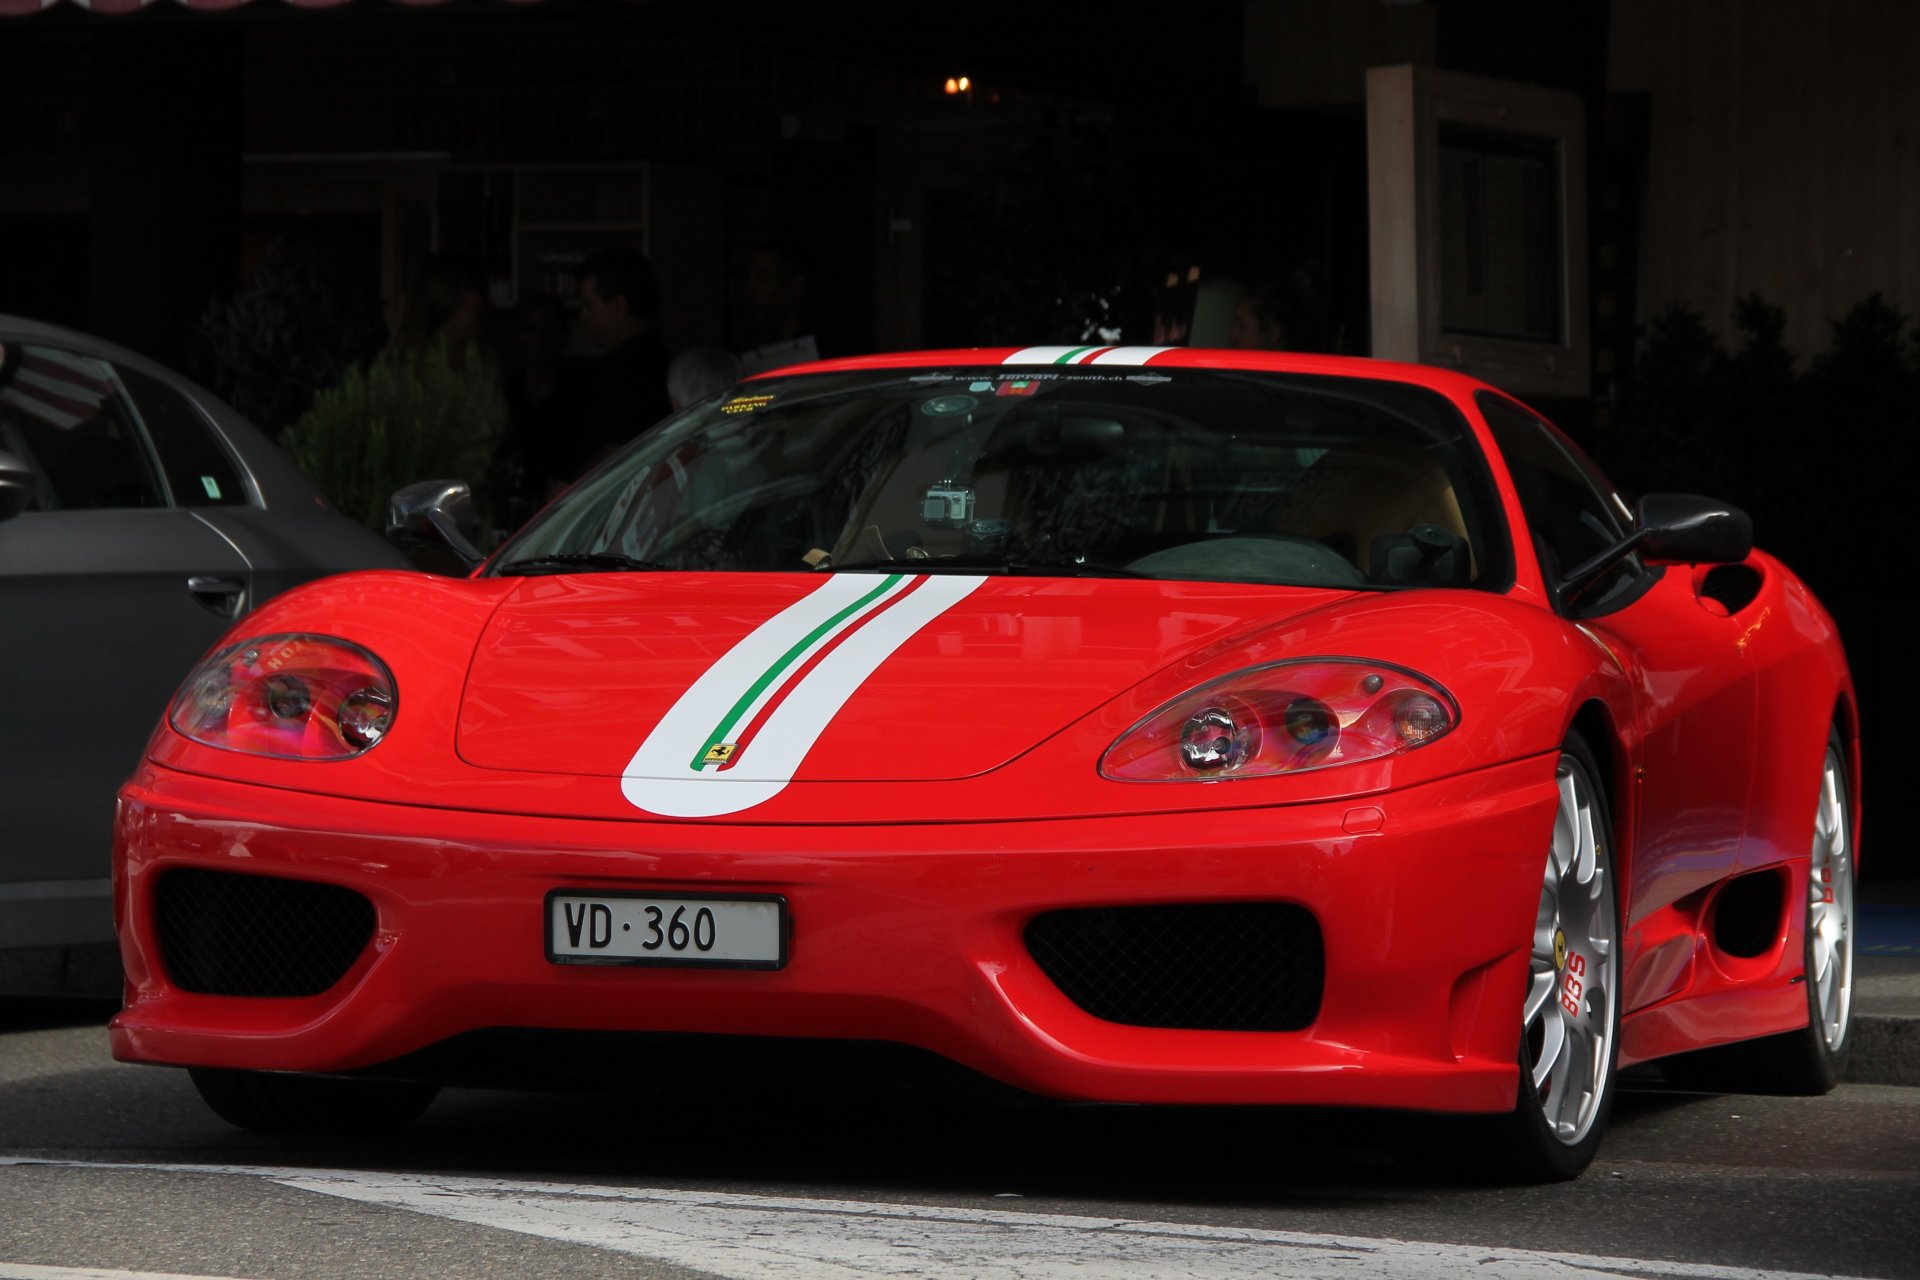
<box><xmin>1277</xmin><ymin>447</ymin><xmax>1468</xmax><ymax>577</ymax></box>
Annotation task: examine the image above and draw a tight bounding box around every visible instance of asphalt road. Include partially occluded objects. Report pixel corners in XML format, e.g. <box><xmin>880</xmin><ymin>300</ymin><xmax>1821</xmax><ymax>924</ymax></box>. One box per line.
<box><xmin>2</xmin><ymin>996</ymin><xmax>1917</xmax><ymax>1280</ymax></box>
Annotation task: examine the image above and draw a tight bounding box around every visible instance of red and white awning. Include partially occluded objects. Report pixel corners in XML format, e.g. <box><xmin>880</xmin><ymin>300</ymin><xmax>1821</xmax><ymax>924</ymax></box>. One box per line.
<box><xmin>0</xmin><ymin>0</ymin><xmax>538</xmax><ymax>15</ymax></box>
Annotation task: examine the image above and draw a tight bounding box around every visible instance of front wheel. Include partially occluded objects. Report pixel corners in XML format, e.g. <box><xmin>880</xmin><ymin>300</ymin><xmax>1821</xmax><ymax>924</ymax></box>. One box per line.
<box><xmin>189</xmin><ymin>1067</ymin><xmax>439</xmax><ymax>1135</ymax></box>
<box><xmin>1482</xmin><ymin>736</ymin><xmax>1621</xmax><ymax>1181</ymax></box>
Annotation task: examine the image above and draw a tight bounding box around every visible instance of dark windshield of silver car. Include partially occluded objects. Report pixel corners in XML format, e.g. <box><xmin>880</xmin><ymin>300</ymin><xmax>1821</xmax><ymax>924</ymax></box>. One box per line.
<box><xmin>491</xmin><ymin>368</ymin><xmax>1512</xmax><ymax>591</ymax></box>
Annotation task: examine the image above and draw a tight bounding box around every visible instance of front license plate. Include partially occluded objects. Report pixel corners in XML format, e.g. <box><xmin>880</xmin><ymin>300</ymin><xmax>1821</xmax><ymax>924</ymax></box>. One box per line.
<box><xmin>546</xmin><ymin>892</ymin><xmax>787</xmax><ymax>969</ymax></box>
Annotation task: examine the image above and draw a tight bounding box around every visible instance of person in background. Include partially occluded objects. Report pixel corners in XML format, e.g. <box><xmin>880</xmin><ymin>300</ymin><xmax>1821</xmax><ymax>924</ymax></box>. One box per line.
<box><xmin>1226</xmin><ymin>269</ymin><xmax>1332</xmax><ymax>353</ymax></box>
<box><xmin>667</xmin><ymin>346</ymin><xmax>743</xmax><ymax>412</ymax></box>
<box><xmin>387</xmin><ymin>251</ymin><xmax>508</xmax><ymax>512</ymax></box>
<box><xmin>645</xmin><ymin>346</ymin><xmax>758</xmax><ymax>565</ymax></box>
<box><xmin>575</xmin><ymin>244</ymin><xmax>672</xmax><ymax>465</ymax></box>
<box><xmin>736</xmin><ymin>243</ymin><xmax>819</xmax><ymax>375</ymax></box>
<box><xmin>493</xmin><ymin>292</ymin><xmax>587</xmax><ymax>525</ymax></box>
<box><xmin>389</xmin><ymin>253</ymin><xmax>492</xmax><ymax>364</ymax></box>
<box><xmin>1150</xmin><ymin>263</ymin><xmax>1201</xmax><ymax>346</ymax></box>
<box><xmin>279</xmin><ymin>252</ymin><xmax>505</xmax><ymax>550</ymax></box>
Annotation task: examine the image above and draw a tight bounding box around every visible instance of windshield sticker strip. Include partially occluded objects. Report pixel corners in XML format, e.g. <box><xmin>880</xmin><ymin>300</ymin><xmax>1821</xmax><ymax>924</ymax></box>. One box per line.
<box><xmin>623</xmin><ymin>573</ymin><xmax>987</xmax><ymax>817</ymax></box>
<box><xmin>688</xmin><ymin>572</ymin><xmax>910</xmax><ymax>772</ymax></box>
<box><xmin>1001</xmin><ymin>346</ymin><xmax>1078</xmax><ymax>364</ymax></box>
<box><xmin>1001</xmin><ymin>345</ymin><xmax>1172</xmax><ymax>367</ymax></box>
<box><xmin>1086</xmin><ymin>345</ymin><xmax>1174</xmax><ymax>365</ymax></box>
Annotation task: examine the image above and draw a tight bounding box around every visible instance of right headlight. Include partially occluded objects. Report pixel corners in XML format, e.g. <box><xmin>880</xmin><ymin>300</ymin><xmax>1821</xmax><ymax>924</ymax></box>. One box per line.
<box><xmin>1099</xmin><ymin>659</ymin><xmax>1457</xmax><ymax>783</ymax></box>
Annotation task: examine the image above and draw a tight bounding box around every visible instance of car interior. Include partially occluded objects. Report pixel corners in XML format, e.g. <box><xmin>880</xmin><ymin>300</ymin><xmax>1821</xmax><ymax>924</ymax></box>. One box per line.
<box><xmin>513</xmin><ymin>371</ymin><xmax>1498</xmax><ymax>592</ymax></box>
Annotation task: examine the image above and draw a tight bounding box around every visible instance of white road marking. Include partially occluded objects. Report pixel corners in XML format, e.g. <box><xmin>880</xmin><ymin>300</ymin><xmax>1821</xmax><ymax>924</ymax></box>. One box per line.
<box><xmin>0</xmin><ymin>1159</ymin><xmax>1890</xmax><ymax>1280</ymax></box>
<box><xmin>0</xmin><ymin>1267</ymin><xmax>259</xmax><ymax>1280</ymax></box>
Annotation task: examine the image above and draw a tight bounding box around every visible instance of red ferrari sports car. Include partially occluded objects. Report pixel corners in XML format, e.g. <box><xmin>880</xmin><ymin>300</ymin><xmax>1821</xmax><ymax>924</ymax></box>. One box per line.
<box><xmin>111</xmin><ymin>346</ymin><xmax>1858</xmax><ymax>1180</ymax></box>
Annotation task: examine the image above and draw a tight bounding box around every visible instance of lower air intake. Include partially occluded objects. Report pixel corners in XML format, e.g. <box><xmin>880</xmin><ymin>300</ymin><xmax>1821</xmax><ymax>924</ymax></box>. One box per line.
<box><xmin>155</xmin><ymin>868</ymin><xmax>375</xmax><ymax>998</ymax></box>
<box><xmin>1025</xmin><ymin>902</ymin><xmax>1323</xmax><ymax>1032</ymax></box>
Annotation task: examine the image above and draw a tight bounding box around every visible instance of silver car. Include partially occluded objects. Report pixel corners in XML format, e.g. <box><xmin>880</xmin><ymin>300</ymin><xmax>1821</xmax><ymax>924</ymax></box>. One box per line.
<box><xmin>0</xmin><ymin>316</ymin><xmax>410</xmax><ymax>985</ymax></box>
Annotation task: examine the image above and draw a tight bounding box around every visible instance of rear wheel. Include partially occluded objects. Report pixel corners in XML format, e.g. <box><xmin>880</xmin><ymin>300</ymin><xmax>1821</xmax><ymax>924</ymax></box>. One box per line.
<box><xmin>1661</xmin><ymin>728</ymin><xmax>1855</xmax><ymax>1094</ymax></box>
<box><xmin>189</xmin><ymin>1067</ymin><xmax>438</xmax><ymax>1135</ymax></box>
<box><xmin>1483</xmin><ymin>736</ymin><xmax>1620</xmax><ymax>1181</ymax></box>
<box><xmin>1802</xmin><ymin>733</ymin><xmax>1858</xmax><ymax>1084</ymax></box>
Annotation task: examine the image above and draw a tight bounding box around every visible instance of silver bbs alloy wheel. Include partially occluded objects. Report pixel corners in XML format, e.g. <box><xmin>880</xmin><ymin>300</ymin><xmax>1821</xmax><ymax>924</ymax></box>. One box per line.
<box><xmin>1524</xmin><ymin>754</ymin><xmax>1618</xmax><ymax>1146</ymax></box>
<box><xmin>1809</xmin><ymin>743</ymin><xmax>1855</xmax><ymax>1052</ymax></box>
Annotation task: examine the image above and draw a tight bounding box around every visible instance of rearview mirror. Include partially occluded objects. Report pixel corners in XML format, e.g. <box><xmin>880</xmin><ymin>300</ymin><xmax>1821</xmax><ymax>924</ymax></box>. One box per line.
<box><xmin>386</xmin><ymin>479</ymin><xmax>485</xmax><ymax>570</ymax></box>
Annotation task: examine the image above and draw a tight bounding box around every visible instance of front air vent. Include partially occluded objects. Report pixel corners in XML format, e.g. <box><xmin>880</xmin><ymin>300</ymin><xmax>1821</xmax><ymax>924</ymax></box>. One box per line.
<box><xmin>1026</xmin><ymin>902</ymin><xmax>1323</xmax><ymax>1032</ymax></box>
<box><xmin>155</xmin><ymin>868</ymin><xmax>375</xmax><ymax>998</ymax></box>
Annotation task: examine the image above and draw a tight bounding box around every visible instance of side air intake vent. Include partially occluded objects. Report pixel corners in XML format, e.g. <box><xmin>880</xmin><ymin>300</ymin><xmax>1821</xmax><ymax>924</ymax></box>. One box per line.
<box><xmin>1700</xmin><ymin>563</ymin><xmax>1763</xmax><ymax>614</ymax></box>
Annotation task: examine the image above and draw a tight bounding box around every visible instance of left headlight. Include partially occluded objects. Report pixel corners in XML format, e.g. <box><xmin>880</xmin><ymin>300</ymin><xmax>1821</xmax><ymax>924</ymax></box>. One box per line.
<box><xmin>169</xmin><ymin>634</ymin><xmax>398</xmax><ymax>760</ymax></box>
<box><xmin>1100</xmin><ymin>659</ymin><xmax>1456</xmax><ymax>783</ymax></box>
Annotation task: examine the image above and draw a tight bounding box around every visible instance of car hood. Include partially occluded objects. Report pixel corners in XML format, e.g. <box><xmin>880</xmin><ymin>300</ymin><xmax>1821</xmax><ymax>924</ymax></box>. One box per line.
<box><xmin>456</xmin><ymin>572</ymin><xmax>1355</xmax><ymax>798</ymax></box>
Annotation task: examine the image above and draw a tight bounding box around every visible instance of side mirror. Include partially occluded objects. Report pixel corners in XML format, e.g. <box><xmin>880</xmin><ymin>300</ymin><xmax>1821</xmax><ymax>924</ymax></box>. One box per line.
<box><xmin>0</xmin><ymin>449</ymin><xmax>33</xmax><ymax>523</ymax></box>
<box><xmin>1634</xmin><ymin>493</ymin><xmax>1753</xmax><ymax>567</ymax></box>
<box><xmin>386</xmin><ymin>479</ymin><xmax>485</xmax><ymax>570</ymax></box>
<box><xmin>1558</xmin><ymin>493</ymin><xmax>1751</xmax><ymax>606</ymax></box>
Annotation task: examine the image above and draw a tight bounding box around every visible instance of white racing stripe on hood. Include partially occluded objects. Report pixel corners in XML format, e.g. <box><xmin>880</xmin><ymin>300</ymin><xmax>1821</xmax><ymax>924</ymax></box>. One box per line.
<box><xmin>621</xmin><ymin>573</ymin><xmax>986</xmax><ymax>817</ymax></box>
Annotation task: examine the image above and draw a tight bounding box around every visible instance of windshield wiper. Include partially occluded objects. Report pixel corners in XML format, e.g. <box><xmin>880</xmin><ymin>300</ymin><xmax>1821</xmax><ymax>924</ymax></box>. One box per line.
<box><xmin>494</xmin><ymin>552</ymin><xmax>671</xmax><ymax>576</ymax></box>
<box><xmin>827</xmin><ymin>557</ymin><xmax>1154</xmax><ymax>579</ymax></box>
<box><xmin>1001</xmin><ymin>559</ymin><xmax>1155</xmax><ymax>579</ymax></box>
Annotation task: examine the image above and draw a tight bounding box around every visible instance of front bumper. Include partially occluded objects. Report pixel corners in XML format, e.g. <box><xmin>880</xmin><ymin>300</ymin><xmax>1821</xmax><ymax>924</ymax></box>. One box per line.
<box><xmin>112</xmin><ymin>755</ymin><xmax>1556</xmax><ymax>1114</ymax></box>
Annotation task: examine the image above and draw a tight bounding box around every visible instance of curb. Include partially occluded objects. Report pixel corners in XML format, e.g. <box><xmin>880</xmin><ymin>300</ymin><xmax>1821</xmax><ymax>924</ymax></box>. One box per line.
<box><xmin>1847</xmin><ymin>902</ymin><xmax>1919</xmax><ymax>1086</ymax></box>
<box><xmin>1846</xmin><ymin>1014</ymin><xmax>1920</xmax><ymax>1087</ymax></box>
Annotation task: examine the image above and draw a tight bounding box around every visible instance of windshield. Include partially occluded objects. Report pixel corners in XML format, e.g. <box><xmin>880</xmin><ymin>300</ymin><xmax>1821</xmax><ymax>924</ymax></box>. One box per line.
<box><xmin>492</xmin><ymin>367</ymin><xmax>1510</xmax><ymax>591</ymax></box>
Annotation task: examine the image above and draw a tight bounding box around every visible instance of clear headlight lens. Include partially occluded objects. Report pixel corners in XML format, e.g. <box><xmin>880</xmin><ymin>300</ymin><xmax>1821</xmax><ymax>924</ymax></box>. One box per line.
<box><xmin>168</xmin><ymin>634</ymin><xmax>398</xmax><ymax>760</ymax></box>
<box><xmin>1101</xmin><ymin>659</ymin><xmax>1456</xmax><ymax>782</ymax></box>
<box><xmin>1180</xmin><ymin>705</ymin><xmax>1258</xmax><ymax>772</ymax></box>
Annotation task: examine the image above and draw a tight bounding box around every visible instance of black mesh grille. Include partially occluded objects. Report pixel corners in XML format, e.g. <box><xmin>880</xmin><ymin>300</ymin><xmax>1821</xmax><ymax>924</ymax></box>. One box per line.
<box><xmin>155</xmin><ymin>868</ymin><xmax>375</xmax><ymax>998</ymax></box>
<box><xmin>1700</xmin><ymin>563</ymin><xmax>1764</xmax><ymax>613</ymax></box>
<box><xmin>1025</xmin><ymin>903</ymin><xmax>1323</xmax><ymax>1032</ymax></box>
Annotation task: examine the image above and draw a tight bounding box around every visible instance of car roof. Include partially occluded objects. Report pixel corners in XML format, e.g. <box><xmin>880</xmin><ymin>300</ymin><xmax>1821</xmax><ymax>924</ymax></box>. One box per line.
<box><xmin>751</xmin><ymin>345</ymin><xmax>1499</xmax><ymax>400</ymax></box>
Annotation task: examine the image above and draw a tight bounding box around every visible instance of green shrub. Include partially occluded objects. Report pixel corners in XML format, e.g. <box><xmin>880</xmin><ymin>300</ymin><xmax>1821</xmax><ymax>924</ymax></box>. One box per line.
<box><xmin>192</xmin><ymin>235</ymin><xmax>387</xmax><ymax>436</ymax></box>
<box><xmin>281</xmin><ymin>342</ymin><xmax>505</xmax><ymax>534</ymax></box>
<box><xmin>1602</xmin><ymin>291</ymin><xmax>1919</xmax><ymax>602</ymax></box>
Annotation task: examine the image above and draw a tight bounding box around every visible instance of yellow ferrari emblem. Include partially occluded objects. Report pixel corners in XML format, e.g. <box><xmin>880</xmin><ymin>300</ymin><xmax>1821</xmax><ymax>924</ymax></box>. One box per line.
<box><xmin>703</xmin><ymin>742</ymin><xmax>738</xmax><ymax>764</ymax></box>
<box><xmin>1554</xmin><ymin>928</ymin><xmax>1568</xmax><ymax>972</ymax></box>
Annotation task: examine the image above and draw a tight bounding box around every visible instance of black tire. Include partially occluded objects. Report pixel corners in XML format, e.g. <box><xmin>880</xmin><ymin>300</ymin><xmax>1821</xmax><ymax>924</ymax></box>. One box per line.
<box><xmin>1480</xmin><ymin>734</ymin><xmax>1621</xmax><ymax>1182</ymax></box>
<box><xmin>189</xmin><ymin>1067</ymin><xmax>439</xmax><ymax>1135</ymax></box>
<box><xmin>1659</xmin><ymin>727</ymin><xmax>1855</xmax><ymax>1095</ymax></box>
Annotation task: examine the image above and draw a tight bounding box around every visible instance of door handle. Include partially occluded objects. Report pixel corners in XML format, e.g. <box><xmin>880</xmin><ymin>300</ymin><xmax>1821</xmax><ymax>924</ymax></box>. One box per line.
<box><xmin>187</xmin><ymin>574</ymin><xmax>247</xmax><ymax>619</ymax></box>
